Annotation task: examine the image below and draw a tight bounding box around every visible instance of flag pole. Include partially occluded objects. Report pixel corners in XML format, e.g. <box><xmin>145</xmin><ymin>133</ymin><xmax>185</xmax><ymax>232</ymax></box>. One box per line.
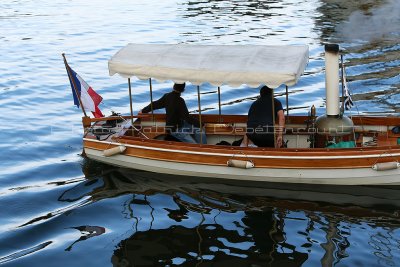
<box><xmin>62</xmin><ymin>53</ymin><xmax>88</xmax><ymax>117</ymax></box>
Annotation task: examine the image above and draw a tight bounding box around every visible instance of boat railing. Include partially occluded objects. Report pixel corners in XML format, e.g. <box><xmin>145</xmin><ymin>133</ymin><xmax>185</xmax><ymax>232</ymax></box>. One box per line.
<box><xmin>85</xmin><ymin>113</ymin><xmax>400</xmax><ymax>149</ymax></box>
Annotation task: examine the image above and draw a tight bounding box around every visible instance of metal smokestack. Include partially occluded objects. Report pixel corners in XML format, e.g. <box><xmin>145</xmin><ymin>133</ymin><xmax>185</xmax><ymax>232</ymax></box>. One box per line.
<box><xmin>325</xmin><ymin>44</ymin><xmax>340</xmax><ymax>116</ymax></box>
<box><xmin>315</xmin><ymin>44</ymin><xmax>354</xmax><ymax>137</ymax></box>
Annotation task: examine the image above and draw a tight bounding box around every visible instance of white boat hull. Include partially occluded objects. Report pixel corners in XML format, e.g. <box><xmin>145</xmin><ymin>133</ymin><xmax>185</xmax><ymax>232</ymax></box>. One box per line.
<box><xmin>85</xmin><ymin>148</ymin><xmax>400</xmax><ymax>186</ymax></box>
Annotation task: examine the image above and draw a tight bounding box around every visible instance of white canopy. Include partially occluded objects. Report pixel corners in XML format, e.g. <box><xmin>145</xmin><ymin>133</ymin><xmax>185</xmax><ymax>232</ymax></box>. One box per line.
<box><xmin>108</xmin><ymin>43</ymin><xmax>309</xmax><ymax>88</ymax></box>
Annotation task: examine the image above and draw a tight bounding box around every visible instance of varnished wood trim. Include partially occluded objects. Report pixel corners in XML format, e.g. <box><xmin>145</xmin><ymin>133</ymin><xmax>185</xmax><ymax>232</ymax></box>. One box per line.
<box><xmin>115</xmin><ymin>135</ymin><xmax>400</xmax><ymax>155</ymax></box>
<box><xmin>84</xmin><ymin>138</ymin><xmax>400</xmax><ymax>160</ymax></box>
<box><xmin>85</xmin><ymin>140</ymin><xmax>399</xmax><ymax>168</ymax></box>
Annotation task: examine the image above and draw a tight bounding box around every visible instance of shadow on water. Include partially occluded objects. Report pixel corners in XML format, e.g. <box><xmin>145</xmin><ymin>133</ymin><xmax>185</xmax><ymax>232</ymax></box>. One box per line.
<box><xmin>78</xmin><ymin>159</ymin><xmax>400</xmax><ymax>266</ymax></box>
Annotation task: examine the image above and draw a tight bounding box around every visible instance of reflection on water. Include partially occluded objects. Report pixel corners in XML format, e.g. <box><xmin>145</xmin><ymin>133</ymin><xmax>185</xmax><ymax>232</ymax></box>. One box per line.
<box><xmin>178</xmin><ymin>0</ymin><xmax>319</xmax><ymax>45</ymax></box>
<box><xmin>316</xmin><ymin>0</ymin><xmax>400</xmax><ymax>114</ymax></box>
<box><xmin>81</xmin><ymin>161</ymin><xmax>400</xmax><ymax>266</ymax></box>
<box><xmin>111</xmin><ymin>215</ymin><xmax>308</xmax><ymax>266</ymax></box>
<box><xmin>65</xmin><ymin>225</ymin><xmax>106</xmax><ymax>252</ymax></box>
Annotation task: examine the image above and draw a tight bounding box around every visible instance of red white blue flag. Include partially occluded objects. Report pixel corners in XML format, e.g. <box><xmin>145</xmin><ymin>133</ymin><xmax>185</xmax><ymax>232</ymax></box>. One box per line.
<box><xmin>67</xmin><ymin>66</ymin><xmax>104</xmax><ymax>118</ymax></box>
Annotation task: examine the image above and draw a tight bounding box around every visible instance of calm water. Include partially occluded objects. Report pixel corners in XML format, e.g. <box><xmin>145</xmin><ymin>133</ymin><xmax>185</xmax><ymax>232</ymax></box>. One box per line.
<box><xmin>1</xmin><ymin>0</ymin><xmax>400</xmax><ymax>266</ymax></box>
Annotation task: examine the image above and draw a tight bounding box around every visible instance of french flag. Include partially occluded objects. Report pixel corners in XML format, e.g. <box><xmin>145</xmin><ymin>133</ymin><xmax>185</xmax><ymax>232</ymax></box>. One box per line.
<box><xmin>68</xmin><ymin>67</ymin><xmax>104</xmax><ymax>118</ymax></box>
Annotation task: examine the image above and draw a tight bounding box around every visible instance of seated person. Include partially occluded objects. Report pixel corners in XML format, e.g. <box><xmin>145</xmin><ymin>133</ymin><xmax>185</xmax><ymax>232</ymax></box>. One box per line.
<box><xmin>244</xmin><ymin>85</ymin><xmax>285</xmax><ymax>148</ymax></box>
<box><xmin>140</xmin><ymin>83</ymin><xmax>207</xmax><ymax>144</ymax></box>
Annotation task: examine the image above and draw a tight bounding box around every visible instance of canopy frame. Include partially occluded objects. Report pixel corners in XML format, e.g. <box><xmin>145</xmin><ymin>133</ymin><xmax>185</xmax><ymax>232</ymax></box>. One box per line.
<box><xmin>115</xmin><ymin>44</ymin><xmax>308</xmax><ymax>145</ymax></box>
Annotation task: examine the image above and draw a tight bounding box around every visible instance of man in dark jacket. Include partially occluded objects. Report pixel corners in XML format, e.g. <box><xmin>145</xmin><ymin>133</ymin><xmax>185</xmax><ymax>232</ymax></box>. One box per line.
<box><xmin>141</xmin><ymin>83</ymin><xmax>206</xmax><ymax>144</ymax></box>
<box><xmin>246</xmin><ymin>85</ymin><xmax>285</xmax><ymax>148</ymax></box>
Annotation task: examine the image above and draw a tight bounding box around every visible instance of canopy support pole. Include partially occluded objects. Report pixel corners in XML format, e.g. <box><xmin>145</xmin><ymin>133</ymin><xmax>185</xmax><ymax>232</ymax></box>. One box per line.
<box><xmin>285</xmin><ymin>85</ymin><xmax>289</xmax><ymax>119</ymax></box>
<box><xmin>128</xmin><ymin>78</ymin><xmax>134</xmax><ymax>136</ymax></box>
<box><xmin>272</xmin><ymin>88</ymin><xmax>276</xmax><ymax>148</ymax></box>
<box><xmin>197</xmin><ymin>85</ymin><xmax>203</xmax><ymax>145</ymax></box>
<box><xmin>149</xmin><ymin>78</ymin><xmax>155</xmax><ymax>125</ymax></box>
<box><xmin>217</xmin><ymin>86</ymin><xmax>222</xmax><ymax>123</ymax></box>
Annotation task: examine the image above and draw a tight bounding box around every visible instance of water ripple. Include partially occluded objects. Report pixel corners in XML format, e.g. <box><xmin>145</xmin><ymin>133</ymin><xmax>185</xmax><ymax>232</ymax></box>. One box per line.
<box><xmin>0</xmin><ymin>241</ymin><xmax>52</xmax><ymax>265</ymax></box>
<box><xmin>1</xmin><ymin>0</ymin><xmax>400</xmax><ymax>266</ymax></box>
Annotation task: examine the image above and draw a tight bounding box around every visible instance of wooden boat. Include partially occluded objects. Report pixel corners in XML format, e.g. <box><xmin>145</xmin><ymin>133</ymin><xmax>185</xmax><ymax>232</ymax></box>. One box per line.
<box><xmin>71</xmin><ymin>43</ymin><xmax>400</xmax><ymax>185</ymax></box>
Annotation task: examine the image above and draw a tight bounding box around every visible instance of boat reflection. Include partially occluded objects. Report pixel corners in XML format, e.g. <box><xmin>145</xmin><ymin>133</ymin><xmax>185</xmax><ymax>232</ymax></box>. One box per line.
<box><xmin>86</xmin><ymin>164</ymin><xmax>400</xmax><ymax>212</ymax></box>
<box><xmin>81</xmin><ymin>160</ymin><xmax>400</xmax><ymax>266</ymax></box>
<box><xmin>111</xmin><ymin>212</ymin><xmax>308</xmax><ymax>266</ymax></box>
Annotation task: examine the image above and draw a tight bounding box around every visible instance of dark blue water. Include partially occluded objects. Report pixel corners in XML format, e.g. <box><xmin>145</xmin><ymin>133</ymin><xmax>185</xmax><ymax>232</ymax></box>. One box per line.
<box><xmin>1</xmin><ymin>0</ymin><xmax>400</xmax><ymax>266</ymax></box>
